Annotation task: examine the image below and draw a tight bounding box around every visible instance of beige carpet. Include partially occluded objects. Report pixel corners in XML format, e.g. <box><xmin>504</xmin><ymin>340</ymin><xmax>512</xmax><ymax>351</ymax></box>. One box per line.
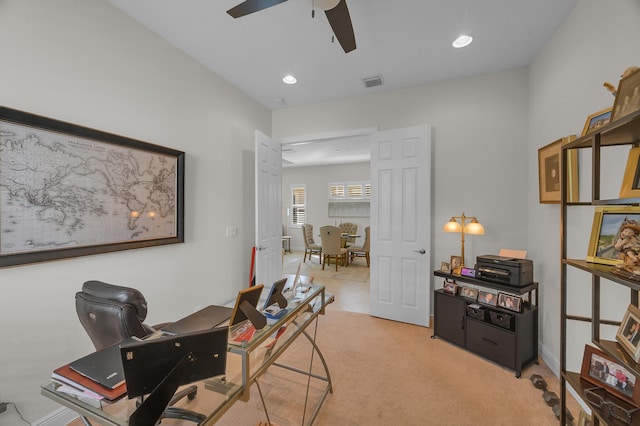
<box><xmin>214</xmin><ymin>310</ymin><xmax>577</xmax><ymax>426</ymax></box>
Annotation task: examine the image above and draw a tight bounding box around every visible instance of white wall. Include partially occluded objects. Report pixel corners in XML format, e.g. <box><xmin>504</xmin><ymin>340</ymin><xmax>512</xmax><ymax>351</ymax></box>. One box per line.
<box><xmin>0</xmin><ymin>0</ymin><xmax>270</xmax><ymax>421</ymax></box>
<box><xmin>283</xmin><ymin>162</ymin><xmax>370</xmax><ymax>251</ymax></box>
<box><xmin>527</xmin><ymin>0</ymin><xmax>640</xmax><ymax>373</ymax></box>
<box><xmin>274</xmin><ymin>68</ymin><xmax>531</xmax><ymax>301</ymax></box>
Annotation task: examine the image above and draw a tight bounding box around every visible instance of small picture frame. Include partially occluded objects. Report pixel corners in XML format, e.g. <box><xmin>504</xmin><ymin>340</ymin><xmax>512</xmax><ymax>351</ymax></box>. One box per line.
<box><xmin>580</xmin><ymin>344</ymin><xmax>640</xmax><ymax>406</ymax></box>
<box><xmin>460</xmin><ymin>286</ymin><xmax>478</xmax><ymax>301</ymax></box>
<box><xmin>586</xmin><ymin>206</ymin><xmax>640</xmax><ymax>266</ymax></box>
<box><xmin>497</xmin><ymin>292</ymin><xmax>522</xmax><ymax>312</ymax></box>
<box><xmin>581</xmin><ymin>107</ymin><xmax>613</xmax><ymax>137</ymax></box>
<box><xmin>537</xmin><ymin>135</ymin><xmax>579</xmax><ymax>204</ymax></box>
<box><xmin>577</xmin><ymin>410</ymin><xmax>592</xmax><ymax>426</ymax></box>
<box><xmin>616</xmin><ymin>304</ymin><xmax>640</xmax><ymax>362</ymax></box>
<box><xmin>440</xmin><ymin>261</ymin><xmax>451</xmax><ymax>273</ymax></box>
<box><xmin>620</xmin><ymin>147</ymin><xmax>640</xmax><ymax>199</ymax></box>
<box><xmin>450</xmin><ymin>255</ymin><xmax>462</xmax><ymax>275</ymax></box>
<box><xmin>612</xmin><ymin>67</ymin><xmax>640</xmax><ymax>122</ymax></box>
<box><xmin>442</xmin><ymin>279</ymin><xmax>458</xmax><ymax>295</ymax></box>
<box><xmin>478</xmin><ymin>290</ymin><xmax>497</xmax><ymax>306</ymax></box>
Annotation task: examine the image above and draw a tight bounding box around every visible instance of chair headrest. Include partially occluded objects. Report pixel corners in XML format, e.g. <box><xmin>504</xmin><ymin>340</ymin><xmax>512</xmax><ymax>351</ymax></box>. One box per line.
<box><xmin>81</xmin><ymin>280</ymin><xmax>148</xmax><ymax>321</ymax></box>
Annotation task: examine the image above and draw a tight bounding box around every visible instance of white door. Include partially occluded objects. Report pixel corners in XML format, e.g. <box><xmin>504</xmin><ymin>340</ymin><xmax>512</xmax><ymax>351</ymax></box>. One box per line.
<box><xmin>370</xmin><ymin>125</ymin><xmax>431</xmax><ymax>326</ymax></box>
<box><xmin>255</xmin><ymin>130</ymin><xmax>283</xmax><ymax>288</ymax></box>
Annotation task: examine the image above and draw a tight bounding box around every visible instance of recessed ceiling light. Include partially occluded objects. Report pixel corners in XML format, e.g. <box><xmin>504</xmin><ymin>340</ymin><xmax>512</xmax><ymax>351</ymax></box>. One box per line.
<box><xmin>452</xmin><ymin>35</ymin><xmax>473</xmax><ymax>48</ymax></box>
<box><xmin>283</xmin><ymin>75</ymin><xmax>297</xmax><ymax>84</ymax></box>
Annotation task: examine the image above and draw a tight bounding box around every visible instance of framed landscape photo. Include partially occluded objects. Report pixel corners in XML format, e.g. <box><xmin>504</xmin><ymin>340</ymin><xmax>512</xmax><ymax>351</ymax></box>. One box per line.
<box><xmin>620</xmin><ymin>147</ymin><xmax>640</xmax><ymax>198</ymax></box>
<box><xmin>586</xmin><ymin>206</ymin><xmax>640</xmax><ymax>266</ymax></box>
<box><xmin>538</xmin><ymin>135</ymin><xmax>579</xmax><ymax>204</ymax></box>
<box><xmin>616</xmin><ymin>304</ymin><xmax>640</xmax><ymax>362</ymax></box>
<box><xmin>0</xmin><ymin>106</ymin><xmax>185</xmax><ymax>268</ymax></box>
<box><xmin>612</xmin><ymin>67</ymin><xmax>640</xmax><ymax>122</ymax></box>
<box><xmin>580</xmin><ymin>344</ymin><xmax>640</xmax><ymax>406</ymax></box>
<box><xmin>581</xmin><ymin>107</ymin><xmax>612</xmax><ymax>136</ymax></box>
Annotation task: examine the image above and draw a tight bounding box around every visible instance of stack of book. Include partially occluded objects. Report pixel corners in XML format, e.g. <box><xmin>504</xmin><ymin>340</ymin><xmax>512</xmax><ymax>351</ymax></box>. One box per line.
<box><xmin>51</xmin><ymin>341</ymin><xmax>128</xmax><ymax>401</ymax></box>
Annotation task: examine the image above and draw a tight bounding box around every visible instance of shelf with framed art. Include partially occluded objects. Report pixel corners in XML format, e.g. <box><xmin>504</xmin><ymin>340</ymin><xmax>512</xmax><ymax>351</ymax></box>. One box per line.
<box><xmin>560</xmin><ymin>68</ymin><xmax>640</xmax><ymax>426</ymax></box>
<box><xmin>432</xmin><ymin>270</ymin><xmax>539</xmax><ymax>378</ymax></box>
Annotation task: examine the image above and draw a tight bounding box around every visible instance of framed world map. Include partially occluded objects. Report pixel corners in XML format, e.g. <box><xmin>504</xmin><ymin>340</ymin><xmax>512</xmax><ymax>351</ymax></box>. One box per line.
<box><xmin>0</xmin><ymin>106</ymin><xmax>184</xmax><ymax>267</ymax></box>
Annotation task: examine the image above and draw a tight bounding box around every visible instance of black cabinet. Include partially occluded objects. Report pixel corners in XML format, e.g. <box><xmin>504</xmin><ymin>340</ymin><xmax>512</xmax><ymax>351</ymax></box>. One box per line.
<box><xmin>432</xmin><ymin>271</ymin><xmax>539</xmax><ymax>378</ymax></box>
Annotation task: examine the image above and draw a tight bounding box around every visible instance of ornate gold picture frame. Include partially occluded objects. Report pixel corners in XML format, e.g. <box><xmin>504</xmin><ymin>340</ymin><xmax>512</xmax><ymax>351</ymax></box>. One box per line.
<box><xmin>620</xmin><ymin>147</ymin><xmax>640</xmax><ymax>198</ymax></box>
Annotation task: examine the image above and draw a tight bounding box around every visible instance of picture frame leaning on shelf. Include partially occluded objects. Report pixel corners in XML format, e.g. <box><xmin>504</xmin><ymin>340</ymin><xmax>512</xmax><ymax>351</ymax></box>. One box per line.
<box><xmin>616</xmin><ymin>304</ymin><xmax>640</xmax><ymax>363</ymax></box>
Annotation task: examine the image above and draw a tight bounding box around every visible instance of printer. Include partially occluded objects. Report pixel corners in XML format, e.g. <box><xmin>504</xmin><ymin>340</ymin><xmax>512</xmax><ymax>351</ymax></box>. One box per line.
<box><xmin>476</xmin><ymin>255</ymin><xmax>533</xmax><ymax>287</ymax></box>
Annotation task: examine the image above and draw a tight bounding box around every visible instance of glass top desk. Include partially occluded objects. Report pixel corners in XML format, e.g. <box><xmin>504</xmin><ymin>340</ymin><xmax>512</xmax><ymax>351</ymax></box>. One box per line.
<box><xmin>42</xmin><ymin>282</ymin><xmax>333</xmax><ymax>425</ymax></box>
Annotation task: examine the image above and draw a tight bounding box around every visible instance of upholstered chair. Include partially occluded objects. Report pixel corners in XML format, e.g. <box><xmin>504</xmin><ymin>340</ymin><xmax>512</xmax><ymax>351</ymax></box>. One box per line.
<box><xmin>301</xmin><ymin>223</ymin><xmax>322</xmax><ymax>263</ymax></box>
<box><xmin>348</xmin><ymin>226</ymin><xmax>370</xmax><ymax>267</ymax></box>
<box><xmin>319</xmin><ymin>225</ymin><xmax>348</xmax><ymax>271</ymax></box>
<box><xmin>339</xmin><ymin>222</ymin><xmax>358</xmax><ymax>246</ymax></box>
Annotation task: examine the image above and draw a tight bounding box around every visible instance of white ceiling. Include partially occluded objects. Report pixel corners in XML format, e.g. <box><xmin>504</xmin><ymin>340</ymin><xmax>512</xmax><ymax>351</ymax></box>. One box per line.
<box><xmin>107</xmin><ymin>0</ymin><xmax>577</xmax><ymax>166</ymax></box>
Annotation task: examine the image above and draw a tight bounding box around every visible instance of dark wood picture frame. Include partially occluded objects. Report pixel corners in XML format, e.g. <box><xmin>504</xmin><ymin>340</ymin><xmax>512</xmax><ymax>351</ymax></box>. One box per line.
<box><xmin>620</xmin><ymin>147</ymin><xmax>640</xmax><ymax>198</ymax></box>
<box><xmin>581</xmin><ymin>107</ymin><xmax>613</xmax><ymax>136</ymax></box>
<box><xmin>586</xmin><ymin>206</ymin><xmax>640</xmax><ymax>266</ymax></box>
<box><xmin>612</xmin><ymin>67</ymin><xmax>640</xmax><ymax>122</ymax></box>
<box><xmin>580</xmin><ymin>344</ymin><xmax>640</xmax><ymax>406</ymax></box>
<box><xmin>0</xmin><ymin>106</ymin><xmax>185</xmax><ymax>267</ymax></box>
<box><xmin>538</xmin><ymin>135</ymin><xmax>579</xmax><ymax>204</ymax></box>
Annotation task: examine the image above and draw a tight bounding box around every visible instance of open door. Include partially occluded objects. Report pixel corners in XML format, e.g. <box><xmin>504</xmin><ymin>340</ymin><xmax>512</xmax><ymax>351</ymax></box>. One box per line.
<box><xmin>370</xmin><ymin>125</ymin><xmax>431</xmax><ymax>326</ymax></box>
<box><xmin>255</xmin><ymin>131</ymin><xmax>283</xmax><ymax>288</ymax></box>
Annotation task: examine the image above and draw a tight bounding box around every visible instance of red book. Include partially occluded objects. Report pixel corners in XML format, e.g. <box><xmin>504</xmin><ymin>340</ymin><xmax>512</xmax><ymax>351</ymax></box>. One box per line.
<box><xmin>52</xmin><ymin>364</ymin><xmax>127</xmax><ymax>401</ymax></box>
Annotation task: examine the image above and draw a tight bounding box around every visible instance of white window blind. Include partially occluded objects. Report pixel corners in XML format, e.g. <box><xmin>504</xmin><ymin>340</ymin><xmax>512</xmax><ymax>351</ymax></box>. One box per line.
<box><xmin>329</xmin><ymin>183</ymin><xmax>345</xmax><ymax>198</ymax></box>
<box><xmin>291</xmin><ymin>185</ymin><xmax>306</xmax><ymax>225</ymax></box>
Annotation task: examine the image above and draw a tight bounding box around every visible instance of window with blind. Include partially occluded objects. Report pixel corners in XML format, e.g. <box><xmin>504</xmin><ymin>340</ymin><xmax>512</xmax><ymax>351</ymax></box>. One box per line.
<box><xmin>291</xmin><ymin>185</ymin><xmax>306</xmax><ymax>226</ymax></box>
<box><xmin>328</xmin><ymin>181</ymin><xmax>370</xmax><ymax>200</ymax></box>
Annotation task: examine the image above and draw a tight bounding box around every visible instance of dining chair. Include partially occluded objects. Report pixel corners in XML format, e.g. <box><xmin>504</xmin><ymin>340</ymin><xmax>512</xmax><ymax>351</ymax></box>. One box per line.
<box><xmin>301</xmin><ymin>223</ymin><xmax>322</xmax><ymax>263</ymax></box>
<box><xmin>348</xmin><ymin>226</ymin><xmax>370</xmax><ymax>267</ymax></box>
<box><xmin>319</xmin><ymin>225</ymin><xmax>348</xmax><ymax>271</ymax></box>
<box><xmin>339</xmin><ymin>222</ymin><xmax>358</xmax><ymax>247</ymax></box>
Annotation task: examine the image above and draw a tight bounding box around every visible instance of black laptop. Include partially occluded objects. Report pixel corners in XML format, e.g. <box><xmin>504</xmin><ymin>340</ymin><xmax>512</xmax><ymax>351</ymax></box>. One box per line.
<box><xmin>69</xmin><ymin>339</ymin><xmax>133</xmax><ymax>389</ymax></box>
<box><xmin>161</xmin><ymin>305</ymin><xmax>232</xmax><ymax>335</ymax></box>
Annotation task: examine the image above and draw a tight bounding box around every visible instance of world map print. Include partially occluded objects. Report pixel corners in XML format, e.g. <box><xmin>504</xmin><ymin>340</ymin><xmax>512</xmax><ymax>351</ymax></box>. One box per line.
<box><xmin>0</xmin><ymin>120</ymin><xmax>178</xmax><ymax>255</ymax></box>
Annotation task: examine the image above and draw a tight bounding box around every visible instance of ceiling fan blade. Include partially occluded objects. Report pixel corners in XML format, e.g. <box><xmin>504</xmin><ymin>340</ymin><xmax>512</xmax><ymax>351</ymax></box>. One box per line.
<box><xmin>227</xmin><ymin>0</ymin><xmax>288</xmax><ymax>18</ymax></box>
<box><xmin>324</xmin><ymin>0</ymin><xmax>356</xmax><ymax>53</ymax></box>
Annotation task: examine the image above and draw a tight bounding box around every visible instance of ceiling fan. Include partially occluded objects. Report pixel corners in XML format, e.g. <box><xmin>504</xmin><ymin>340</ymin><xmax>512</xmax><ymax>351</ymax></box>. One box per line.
<box><xmin>227</xmin><ymin>0</ymin><xmax>356</xmax><ymax>53</ymax></box>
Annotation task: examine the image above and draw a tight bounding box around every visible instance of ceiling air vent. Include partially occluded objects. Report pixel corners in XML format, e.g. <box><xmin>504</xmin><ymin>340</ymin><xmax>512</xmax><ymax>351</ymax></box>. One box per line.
<box><xmin>362</xmin><ymin>75</ymin><xmax>383</xmax><ymax>88</ymax></box>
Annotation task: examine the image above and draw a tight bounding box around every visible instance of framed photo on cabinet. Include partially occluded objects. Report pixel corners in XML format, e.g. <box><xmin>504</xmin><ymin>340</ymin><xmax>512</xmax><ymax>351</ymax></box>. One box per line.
<box><xmin>620</xmin><ymin>147</ymin><xmax>640</xmax><ymax>198</ymax></box>
<box><xmin>537</xmin><ymin>135</ymin><xmax>578</xmax><ymax>204</ymax></box>
<box><xmin>586</xmin><ymin>206</ymin><xmax>640</xmax><ymax>266</ymax></box>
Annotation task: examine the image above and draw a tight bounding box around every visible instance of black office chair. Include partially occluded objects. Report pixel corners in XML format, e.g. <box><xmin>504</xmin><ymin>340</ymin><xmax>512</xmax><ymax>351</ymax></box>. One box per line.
<box><xmin>75</xmin><ymin>280</ymin><xmax>205</xmax><ymax>424</ymax></box>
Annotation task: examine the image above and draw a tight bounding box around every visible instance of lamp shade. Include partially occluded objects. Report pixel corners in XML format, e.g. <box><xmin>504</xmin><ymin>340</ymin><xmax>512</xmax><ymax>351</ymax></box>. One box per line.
<box><xmin>443</xmin><ymin>219</ymin><xmax>462</xmax><ymax>233</ymax></box>
<box><xmin>464</xmin><ymin>219</ymin><xmax>485</xmax><ymax>235</ymax></box>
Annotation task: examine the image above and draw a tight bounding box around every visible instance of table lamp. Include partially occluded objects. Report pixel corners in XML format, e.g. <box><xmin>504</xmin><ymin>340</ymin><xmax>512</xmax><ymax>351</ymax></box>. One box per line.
<box><xmin>443</xmin><ymin>212</ymin><xmax>485</xmax><ymax>267</ymax></box>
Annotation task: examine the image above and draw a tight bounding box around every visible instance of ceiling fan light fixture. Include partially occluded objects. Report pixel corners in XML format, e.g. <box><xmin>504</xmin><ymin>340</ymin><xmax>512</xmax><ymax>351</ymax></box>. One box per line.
<box><xmin>315</xmin><ymin>0</ymin><xmax>341</xmax><ymax>11</ymax></box>
<box><xmin>452</xmin><ymin>34</ymin><xmax>473</xmax><ymax>48</ymax></box>
<box><xmin>282</xmin><ymin>75</ymin><xmax>297</xmax><ymax>84</ymax></box>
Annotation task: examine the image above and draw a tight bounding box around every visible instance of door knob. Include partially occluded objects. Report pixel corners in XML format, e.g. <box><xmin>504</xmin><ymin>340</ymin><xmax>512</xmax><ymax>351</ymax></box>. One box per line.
<box><xmin>257</xmin><ymin>246</ymin><xmax>267</xmax><ymax>251</ymax></box>
<box><xmin>414</xmin><ymin>249</ymin><xmax>426</xmax><ymax>254</ymax></box>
